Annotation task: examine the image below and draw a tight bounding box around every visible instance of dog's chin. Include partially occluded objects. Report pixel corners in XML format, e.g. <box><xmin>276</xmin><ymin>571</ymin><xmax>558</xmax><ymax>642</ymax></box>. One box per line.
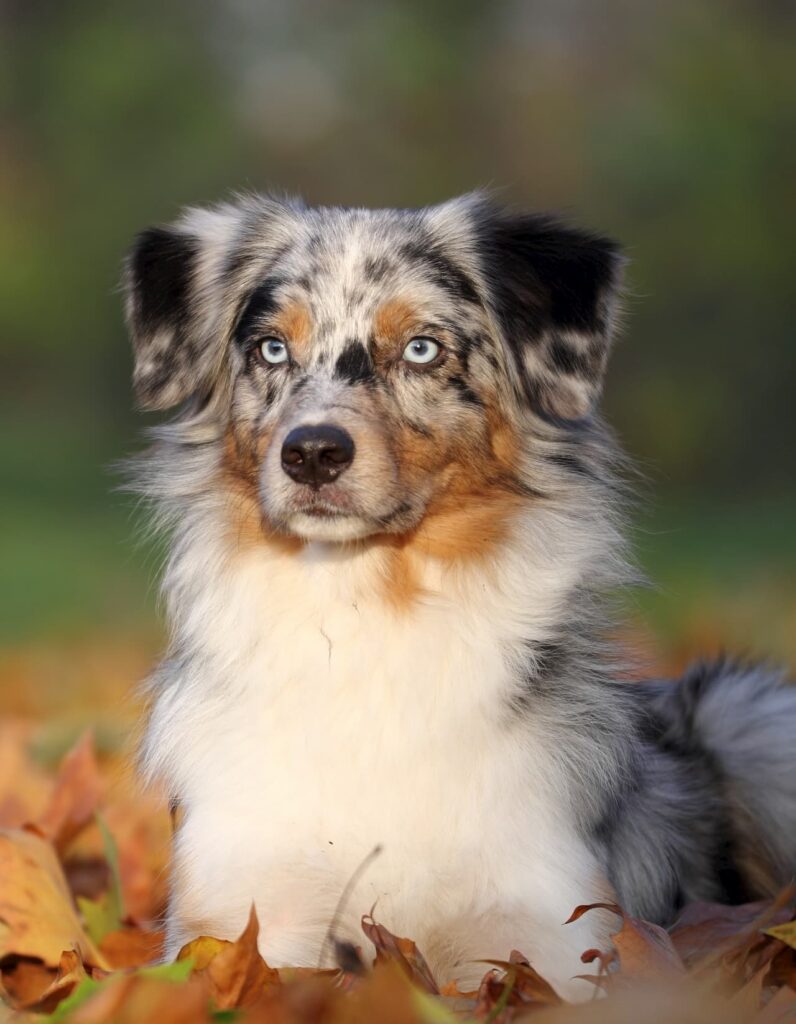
<box><xmin>285</xmin><ymin>511</ymin><xmax>377</xmax><ymax>543</ymax></box>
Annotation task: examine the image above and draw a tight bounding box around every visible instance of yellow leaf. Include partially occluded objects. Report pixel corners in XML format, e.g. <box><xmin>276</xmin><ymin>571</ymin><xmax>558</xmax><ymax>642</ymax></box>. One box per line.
<box><xmin>0</xmin><ymin>827</ymin><xmax>108</xmax><ymax>969</ymax></box>
<box><xmin>177</xmin><ymin>934</ymin><xmax>231</xmax><ymax>972</ymax></box>
<box><xmin>764</xmin><ymin>920</ymin><xmax>796</xmax><ymax>950</ymax></box>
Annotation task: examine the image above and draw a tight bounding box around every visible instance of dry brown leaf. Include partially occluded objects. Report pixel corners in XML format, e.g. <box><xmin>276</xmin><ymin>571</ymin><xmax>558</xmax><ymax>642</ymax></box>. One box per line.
<box><xmin>100</xmin><ymin>924</ymin><xmax>164</xmax><ymax>969</ymax></box>
<box><xmin>179</xmin><ymin>905</ymin><xmax>279</xmax><ymax>1010</ymax></box>
<box><xmin>37</xmin><ymin>731</ymin><xmax>103</xmax><ymax>852</ymax></box>
<box><xmin>671</xmin><ymin>899</ymin><xmax>794</xmax><ymax>965</ymax></box>
<box><xmin>68</xmin><ymin>972</ymin><xmax>211</xmax><ymax>1024</ymax></box>
<box><xmin>339</xmin><ymin>962</ymin><xmax>427</xmax><ymax>1024</ymax></box>
<box><xmin>0</xmin><ymin>956</ymin><xmax>57</xmax><ymax>1010</ymax></box>
<box><xmin>472</xmin><ymin>967</ymin><xmax>527</xmax><ymax>1019</ymax></box>
<box><xmin>767</xmin><ymin>944</ymin><xmax>796</xmax><ymax>989</ymax></box>
<box><xmin>568</xmin><ymin>902</ymin><xmax>685</xmax><ymax>981</ymax></box>
<box><xmin>479</xmin><ymin>954</ymin><xmax>562</xmax><ymax>1007</ymax></box>
<box><xmin>361</xmin><ymin>913</ymin><xmax>439</xmax><ymax>994</ymax></box>
<box><xmin>0</xmin><ymin>827</ymin><xmax>107</xmax><ymax>969</ymax></box>
<box><xmin>27</xmin><ymin>948</ymin><xmax>88</xmax><ymax>1013</ymax></box>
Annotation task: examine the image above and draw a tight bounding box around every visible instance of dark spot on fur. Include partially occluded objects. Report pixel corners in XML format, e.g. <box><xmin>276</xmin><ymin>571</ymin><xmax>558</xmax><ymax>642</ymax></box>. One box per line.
<box><xmin>363</xmin><ymin>256</ymin><xmax>392</xmax><ymax>282</ymax></box>
<box><xmin>446</xmin><ymin>375</ymin><xmax>483</xmax><ymax>405</ymax></box>
<box><xmin>129</xmin><ymin>227</ymin><xmax>198</xmax><ymax>337</ymax></box>
<box><xmin>549</xmin><ymin>338</ymin><xmax>592</xmax><ymax>377</ymax></box>
<box><xmin>334</xmin><ymin>340</ymin><xmax>374</xmax><ymax>385</ymax></box>
<box><xmin>399</xmin><ymin>241</ymin><xmax>481</xmax><ymax>305</ymax></box>
<box><xmin>545</xmin><ymin>451</ymin><xmax>595</xmax><ymax>480</ymax></box>
<box><xmin>234</xmin><ymin>277</ymin><xmax>285</xmax><ymax>343</ymax></box>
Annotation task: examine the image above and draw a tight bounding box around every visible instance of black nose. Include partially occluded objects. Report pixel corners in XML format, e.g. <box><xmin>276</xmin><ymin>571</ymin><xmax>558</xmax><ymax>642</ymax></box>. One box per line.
<box><xmin>280</xmin><ymin>424</ymin><xmax>355</xmax><ymax>489</ymax></box>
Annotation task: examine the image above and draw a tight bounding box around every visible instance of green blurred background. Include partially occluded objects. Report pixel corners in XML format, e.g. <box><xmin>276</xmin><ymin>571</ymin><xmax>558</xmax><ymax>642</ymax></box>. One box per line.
<box><xmin>1</xmin><ymin>0</ymin><xmax>794</xmax><ymax>713</ymax></box>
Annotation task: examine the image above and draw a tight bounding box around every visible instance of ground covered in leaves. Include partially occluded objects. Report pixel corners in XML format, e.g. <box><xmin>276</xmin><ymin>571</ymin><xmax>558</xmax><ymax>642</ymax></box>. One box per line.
<box><xmin>1</xmin><ymin>726</ymin><xmax>795</xmax><ymax>1023</ymax></box>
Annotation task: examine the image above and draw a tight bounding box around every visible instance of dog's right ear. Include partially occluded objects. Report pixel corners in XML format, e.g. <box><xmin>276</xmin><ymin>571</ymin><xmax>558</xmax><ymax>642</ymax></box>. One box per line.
<box><xmin>123</xmin><ymin>224</ymin><xmax>210</xmax><ymax>410</ymax></box>
<box><xmin>123</xmin><ymin>199</ymin><xmax>296</xmax><ymax>411</ymax></box>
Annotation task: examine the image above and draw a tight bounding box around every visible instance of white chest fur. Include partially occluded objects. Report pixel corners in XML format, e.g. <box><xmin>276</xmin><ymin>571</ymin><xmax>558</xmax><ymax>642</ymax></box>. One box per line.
<box><xmin>145</xmin><ymin>521</ymin><xmax>614</xmax><ymax>994</ymax></box>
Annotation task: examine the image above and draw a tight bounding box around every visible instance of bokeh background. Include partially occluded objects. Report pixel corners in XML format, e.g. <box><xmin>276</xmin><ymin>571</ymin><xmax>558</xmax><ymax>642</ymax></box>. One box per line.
<box><xmin>2</xmin><ymin>0</ymin><xmax>794</xmax><ymax>741</ymax></box>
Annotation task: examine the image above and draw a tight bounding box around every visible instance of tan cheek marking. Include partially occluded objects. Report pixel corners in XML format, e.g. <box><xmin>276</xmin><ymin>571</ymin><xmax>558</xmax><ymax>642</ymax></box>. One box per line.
<box><xmin>393</xmin><ymin>410</ymin><xmax>524</xmax><ymax>568</ymax></box>
<box><xmin>220</xmin><ymin>428</ymin><xmax>303</xmax><ymax>555</ymax></box>
<box><xmin>415</xmin><ymin>489</ymin><xmax>523</xmax><ymax>562</ymax></box>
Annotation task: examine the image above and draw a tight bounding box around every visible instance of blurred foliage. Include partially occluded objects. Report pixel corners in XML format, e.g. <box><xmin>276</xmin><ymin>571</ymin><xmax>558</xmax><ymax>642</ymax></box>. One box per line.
<box><xmin>0</xmin><ymin>0</ymin><xmax>794</xmax><ymax>665</ymax></box>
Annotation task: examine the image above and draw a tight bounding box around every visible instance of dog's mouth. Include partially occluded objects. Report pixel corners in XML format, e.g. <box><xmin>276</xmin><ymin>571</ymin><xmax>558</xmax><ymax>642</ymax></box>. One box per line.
<box><xmin>287</xmin><ymin>488</ymin><xmax>355</xmax><ymax>518</ymax></box>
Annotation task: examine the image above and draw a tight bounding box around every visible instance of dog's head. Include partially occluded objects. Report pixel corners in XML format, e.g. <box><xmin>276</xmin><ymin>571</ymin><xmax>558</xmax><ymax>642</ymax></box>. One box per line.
<box><xmin>124</xmin><ymin>194</ymin><xmax>622</xmax><ymax>545</ymax></box>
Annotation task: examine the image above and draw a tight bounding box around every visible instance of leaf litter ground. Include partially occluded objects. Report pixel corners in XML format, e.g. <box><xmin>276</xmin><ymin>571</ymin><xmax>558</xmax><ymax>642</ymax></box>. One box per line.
<box><xmin>1</xmin><ymin>726</ymin><xmax>794</xmax><ymax>1023</ymax></box>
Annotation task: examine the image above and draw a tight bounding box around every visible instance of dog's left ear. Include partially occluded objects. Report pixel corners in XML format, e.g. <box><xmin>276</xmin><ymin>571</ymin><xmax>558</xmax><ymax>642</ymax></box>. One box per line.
<box><xmin>476</xmin><ymin>207</ymin><xmax>624</xmax><ymax>422</ymax></box>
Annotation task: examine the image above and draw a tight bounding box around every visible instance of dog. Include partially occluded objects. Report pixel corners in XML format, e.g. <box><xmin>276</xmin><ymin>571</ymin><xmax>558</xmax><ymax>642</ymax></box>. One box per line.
<box><xmin>123</xmin><ymin>192</ymin><xmax>796</xmax><ymax>998</ymax></box>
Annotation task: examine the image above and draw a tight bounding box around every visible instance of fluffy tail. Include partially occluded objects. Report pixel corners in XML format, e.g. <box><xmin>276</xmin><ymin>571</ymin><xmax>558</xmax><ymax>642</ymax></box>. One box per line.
<box><xmin>648</xmin><ymin>657</ymin><xmax>796</xmax><ymax>900</ymax></box>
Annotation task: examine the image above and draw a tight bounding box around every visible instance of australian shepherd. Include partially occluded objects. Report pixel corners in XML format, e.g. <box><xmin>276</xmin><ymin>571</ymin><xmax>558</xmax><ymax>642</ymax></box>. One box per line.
<box><xmin>123</xmin><ymin>193</ymin><xmax>796</xmax><ymax>998</ymax></box>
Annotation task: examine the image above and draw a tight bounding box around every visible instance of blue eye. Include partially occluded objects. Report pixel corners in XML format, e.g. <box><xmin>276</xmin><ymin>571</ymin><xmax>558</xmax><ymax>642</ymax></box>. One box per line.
<box><xmin>402</xmin><ymin>337</ymin><xmax>441</xmax><ymax>365</ymax></box>
<box><xmin>260</xmin><ymin>338</ymin><xmax>289</xmax><ymax>365</ymax></box>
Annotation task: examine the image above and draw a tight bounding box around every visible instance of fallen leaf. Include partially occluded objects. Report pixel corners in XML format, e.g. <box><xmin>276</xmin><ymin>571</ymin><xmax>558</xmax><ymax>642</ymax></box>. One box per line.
<box><xmin>0</xmin><ymin>956</ymin><xmax>56</xmax><ymax>1009</ymax></box>
<box><xmin>567</xmin><ymin>901</ymin><xmax>685</xmax><ymax>981</ymax></box>
<box><xmin>0</xmin><ymin>720</ymin><xmax>52</xmax><ymax>828</ymax></box>
<box><xmin>472</xmin><ymin>967</ymin><xmax>523</xmax><ymax>1019</ymax></box>
<box><xmin>479</xmin><ymin>955</ymin><xmax>562</xmax><ymax>1006</ymax></box>
<box><xmin>178</xmin><ymin>905</ymin><xmax>279</xmax><ymax>1009</ymax></box>
<box><xmin>0</xmin><ymin>827</ymin><xmax>107</xmax><ymax>969</ymax></box>
<box><xmin>100</xmin><ymin>924</ymin><xmax>164</xmax><ymax>969</ymax></box>
<box><xmin>178</xmin><ymin>935</ymin><xmax>230</xmax><ymax>972</ymax></box>
<box><xmin>671</xmin><ymin>899</ymin><xmax>794</xmax><ymax>965</ymax></box>
<box><xmin>37</xmin><ymin>732</ymin><xmax>102</xmax><ymax>853</ymax></box>
<box><xmin>767</xmin><ymin>944</ymin><xmax>796</xmax><ymax>989</ymax></box>
<box><xmin>26</xmin><ymin>948</ymin><xmax>88</xmax><ymax>1014</ymax></box>
<box><xmin>55</xmin><ymin>970</ymin><xmax>210</xmax><ymax>1024</ymax></box>
<box><xmin>361</xmin><ymin>913</ymin><xmax>440</xmax><ymax>994</ymax></box>
<box><xmin>763</xmin><ymin>920</ymin><xmax>796</xmax><ymax>951</ymax></box>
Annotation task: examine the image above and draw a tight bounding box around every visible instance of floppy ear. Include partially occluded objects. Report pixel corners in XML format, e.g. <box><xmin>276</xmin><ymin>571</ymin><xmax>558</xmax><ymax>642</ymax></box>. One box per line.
<box><xmin>124</xmin><ymin>225</ymin><xmax>210</xmax><ymax>410</ymax></box>
<box><xmin>476</xmin><ymin>207</ymin><xmax>624</xmax><ymax>422</ymax></box>
<box><xmin>123</xmin><ymin>200</ymin><xmax>280</xmax><ymax>411</ymax></box>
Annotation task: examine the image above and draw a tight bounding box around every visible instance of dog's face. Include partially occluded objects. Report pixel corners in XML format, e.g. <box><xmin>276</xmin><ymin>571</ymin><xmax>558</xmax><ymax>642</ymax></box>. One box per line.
<box><xmin>125</xmin><ymin>195</ymin><xmax>621</xmax><ymax>544</ymax></box>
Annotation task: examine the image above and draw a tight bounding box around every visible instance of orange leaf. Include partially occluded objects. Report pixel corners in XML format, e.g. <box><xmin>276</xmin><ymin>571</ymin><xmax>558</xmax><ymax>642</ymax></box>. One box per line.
<box><xmin>26</xmin><ymin>948</ymin><xmax>88</xmax><ymax>1014</ymax></box>
<box><xmin>68</xmin><ymin>972</ymin><xmax>211</xmax><ymax>1024</ymax></box>
<box><xmin>0</xmin><ymin>957</ymin><xmax>56</xmax><ymax>1010</ymax></box>
<box><xmin>100</xmin><ymin>924</ymin><xmax>165</xmax><ymax>969</ymax></box>
<box><xmin>179</xmin><ymin>905</ymin><xmax>279</xmax><ymax>1010</ymax></box>
<box><xmin>0</xmin><ymin>827</ymin><xmax>107</xmax><ymax>969</ymax></box>
<box><xmin>37</xmin><ymin>731</ymin><xmax>103</xmax><ymax>853</ymax></box>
